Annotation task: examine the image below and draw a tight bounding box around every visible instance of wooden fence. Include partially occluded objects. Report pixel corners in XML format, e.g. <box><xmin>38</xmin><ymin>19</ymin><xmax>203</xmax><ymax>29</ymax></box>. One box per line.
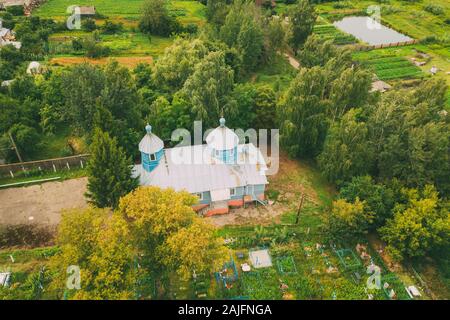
<box><xmin>353</xmin><ymin>39</ymin><xmax>419</xmax><ymax>51</ymax></box>
<box><xmin>0</xmin><ymin>154</ymin><xmax>90</xmax><ymax>178</ymax></box>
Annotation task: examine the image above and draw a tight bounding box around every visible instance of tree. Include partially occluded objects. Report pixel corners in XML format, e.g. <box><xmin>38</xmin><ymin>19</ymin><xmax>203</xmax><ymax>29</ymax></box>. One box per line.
<box><xmin>379</xmin><ymin>185</ymin><xmax>450</xmax><ymax>261</ymax></box>
<box><xmin>85</xmin><ymin>129</ymin><xmax>138</xmax><ymax>209</ymax></box>
<box><xmin>298</xmin><ymin>34</ymin><xmax>352</xmax><ymax>68</ymax></box>
<box><xmin>219</xmin><ymin>0</ymin><xmax>264</xmax><ymax>73</ymax></box>
<box><xmin>325</xmin><ymin>198</ymin><xmax>374</xmax><ymax>242</ymax></box>
<box><xmin>288</xmin><ymin>0</ymin><xmax>317</xmax><ymax>52</ymax></box>
<box><xmin>367</xmin><ymin>88</ymin><xmax>450</xmax><ymax>195</ymax></box>
<box><xmin>318</xmin><ymin>109</ymin><xmax>374</xmax><ymax>185</ymax></box>
<box><xmin>60</xmin><ymin>63</ymin><xmax>105</xmax><ymax>133</ymax></box>
<box><xmin>152</xmin><ymin>38</ymin><xmax>209</xmax><ymax>92</ymax></box>
<box><xmin>139</xmin><ymin>0</ymin><xmax>181</xmax><ymax>36</ymax></box>
<box><xmin>181</xmin><ymin>51</ymin><xmax>235</xmax><ymax>127</ymax></box>
<box><xmin>5</xmin><ymin>124</ymin><xmax>40</xmax><ymax>161</ymax></box>
<box><xmin>118</xmin><ymin>187</ymin><xmax>227</xmax><ymax>279</ymax></box>
<box><xmin>339</xmin><ymin>176</ymin><xmax>395</xmax><ymax>228</ymax></box>
<box><xmin>264</xmin><ymin>16</ymin><xmax>288</xmax><ymax>62</ymax></box>
<box><xmin>278</xmin><ymin>66</ymin><xmax>329</xmax><ymax>157</ymax></box>
<box><xmin>49</xmin><ymin>207</ymin><xmax>136</xmax><ymax>300</ymax></box>
<box><xmin>206</xmin><ymin>0</ymin><xmax>230</xmax><ymax>26</ymax></box>
<box><xmin>253</xmin><ymin>85</ymin><xmax>277</xmax><ymax>130</ymax></box>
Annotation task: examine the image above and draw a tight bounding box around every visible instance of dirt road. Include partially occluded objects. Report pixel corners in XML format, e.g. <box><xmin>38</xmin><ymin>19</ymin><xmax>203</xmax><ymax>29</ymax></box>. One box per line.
<box><xmin>0</xmin><ymin>178</ymin><xmax>88</xmax><ymax>226</ymax></box>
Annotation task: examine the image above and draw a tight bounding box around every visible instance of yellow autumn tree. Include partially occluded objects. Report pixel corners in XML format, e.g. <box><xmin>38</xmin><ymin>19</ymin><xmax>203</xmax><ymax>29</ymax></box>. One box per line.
<box><xmin>48</xmin><ymin>207</ymin><xmax>136</xmax><ymax>300</ymax></box>
<box><xmin>118</xmin><ymin>186</ymin><xmax>227</xmax><ymax>280</ymax></box>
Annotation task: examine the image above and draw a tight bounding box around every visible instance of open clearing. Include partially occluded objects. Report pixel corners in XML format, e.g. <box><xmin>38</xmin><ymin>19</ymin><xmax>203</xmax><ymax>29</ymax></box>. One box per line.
<box><xmin>50</xmin><ymin>56</ymin><xmax>153</xmax><ymax>68</ymax></box>
<box><xmin>0</xmin><ymin>178</ymin><xmax>88</xmax><ymax>226</ymax></box>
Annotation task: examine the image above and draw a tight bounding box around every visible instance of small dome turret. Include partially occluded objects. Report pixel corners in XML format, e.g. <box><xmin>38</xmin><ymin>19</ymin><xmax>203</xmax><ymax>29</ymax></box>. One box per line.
<box><xmin>139</xmin><ymin>124</ymin><xmax>164</xmax><ymax>172</ymax></box>
<box><xmin>206</xmin><ymin>118</ymin><xmax>238</xmax><ymax>164</ymax></box>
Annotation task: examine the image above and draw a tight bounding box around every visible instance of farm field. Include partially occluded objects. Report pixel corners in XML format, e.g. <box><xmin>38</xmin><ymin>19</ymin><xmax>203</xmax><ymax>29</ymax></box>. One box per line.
<box><xmin>36</xmin><ymin>0</ymin><xmax>206</xmax><ymax>63</ymax></box>
<box><xmin>313</xmin><ymin>24</ymin><xmax>357</xmax><ymax>45</ymax></box>
<box><xmin>34</xmin><ymin>0</ymin><xmax>206</xmax><ymax>25</ymax></box>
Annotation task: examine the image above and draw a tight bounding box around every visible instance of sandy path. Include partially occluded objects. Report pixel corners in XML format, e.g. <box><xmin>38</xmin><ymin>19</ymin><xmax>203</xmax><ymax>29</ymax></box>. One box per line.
<box><xmin>0</xmin><ymin>178</ymin><xmax>88</xmax><ymax>226</ymax></box>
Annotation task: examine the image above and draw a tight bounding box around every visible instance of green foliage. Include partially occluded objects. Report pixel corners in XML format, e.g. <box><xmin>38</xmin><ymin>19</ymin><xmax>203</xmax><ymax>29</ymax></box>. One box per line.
<box><xmin>339</xmin><ymin>176</ymin><xmax>396</xmax><ymax>228</ymax></box>
<box><xmin>298</xmin><ymin>34</ymin><xmax>352</xmax><ymax>68</ymax></box>
<box><xmin>379</xmin><ymin>185</ymin><xmax>450</xmax><ymax>261</ymax></box>
<box><xmin>279</xmin><ymin>66</ymin><xmax>329</xmax><ymax>157</ymax></box>
<box><xmin>86</xmin><ymin>129</ymin><xmax>138</xmax><ymax>209</ymax></box>
<box><xmin>219</xmin><ymin>0</ymin><xmax>264</xmax><ymax>74</ymax></box>
<box><xmin>139</xmin><ymin>0</ymin><xmax>182</xmax><ymax>36</ymax></box>
<box><xmin>318</xmin><ymin>109</ymin><xmax>374</xmax><ymax>186</ymax></box>
<box><xmin>288</xmin><ymin>0</ymin><xmax>318</xmax><ymax>51</ymax></box>
<box><xmin>367</xmin><ymin>79</ymin><xmax>450</xmax><ymax>195</ymax></box>
<box><xmin>325</xmin><ymin>198</ymin><xmax>374</xmax><ymax>242</ymax></box>
<box><xmin>152</xmin><ymin>38</ymin><xmax>209</xmax><ymax>92</ymax></box>
<box><xmin>181</xmin><ymin>50</ymin><xmax>235</xmax><ymax>127</ymax></box>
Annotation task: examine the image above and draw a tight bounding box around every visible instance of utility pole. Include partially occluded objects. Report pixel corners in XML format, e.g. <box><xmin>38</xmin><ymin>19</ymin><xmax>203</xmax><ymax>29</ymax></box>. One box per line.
<box><xmin>295</xmin><ymin>192</ymin><xmax>305</xmax><ymax>225</ymax></box>
<box><xmin>8</xmin><ymin>131</ymin><xmax>23</xmax><ymax>163</ymax></box>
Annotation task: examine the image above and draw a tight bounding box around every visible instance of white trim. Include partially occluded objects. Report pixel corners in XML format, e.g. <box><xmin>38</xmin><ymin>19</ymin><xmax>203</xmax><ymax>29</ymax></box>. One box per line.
<box><xmin>195</xmin><ymin>192</ymin><xmax>203</xmax><ymax>200</ymax></box>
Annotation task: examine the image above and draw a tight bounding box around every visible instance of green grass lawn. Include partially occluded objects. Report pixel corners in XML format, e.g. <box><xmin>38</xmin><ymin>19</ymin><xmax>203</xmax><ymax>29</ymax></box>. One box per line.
<box><xmin>34</xmin><ymin>0</ymin><xmax>206</xmax><ymax>24</ymax></box>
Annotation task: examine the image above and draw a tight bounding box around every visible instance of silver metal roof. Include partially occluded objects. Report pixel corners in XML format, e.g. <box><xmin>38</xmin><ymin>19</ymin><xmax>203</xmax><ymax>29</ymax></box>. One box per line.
<box><xmin>133</xmin><ymin>144</ymin><xmax>268</xmax><ymax>193</ymax></box>
<box><xmin>138</xmin><ymin>125</ymin><xmax>164</xmax><ymax>155</ymax></box>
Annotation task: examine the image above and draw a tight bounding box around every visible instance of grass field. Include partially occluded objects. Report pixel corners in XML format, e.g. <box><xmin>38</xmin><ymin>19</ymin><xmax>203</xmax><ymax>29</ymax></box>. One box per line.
<box><xmin>34</xmin><ymin>0</ymin><xmax>206</xmax><ymax>25</ymax></box>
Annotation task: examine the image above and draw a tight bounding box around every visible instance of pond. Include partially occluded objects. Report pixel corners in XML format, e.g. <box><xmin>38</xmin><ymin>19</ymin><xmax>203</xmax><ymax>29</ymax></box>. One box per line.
<box><xmin>333</xmin><ymin>16</ymin><xmax>413</xmax><ymax>46</ymax></box>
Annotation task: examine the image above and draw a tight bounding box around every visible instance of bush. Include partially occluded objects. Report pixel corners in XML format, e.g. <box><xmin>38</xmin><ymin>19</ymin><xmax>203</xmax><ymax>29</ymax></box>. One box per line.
<box><xmin>101</xmin><ymin>20</ymin><xmax>124</xmax><ymax>35</ymax></box>
<box><xmin>183</xmin><ymin>23</ymin><xmax>198</xmax><ymax>35</ymax></box>
<box><xmin>424</xmin><ymin>4</ymin><xmax>444</xmax><ymax>16</ymax></box>
<box><xmin>6</xmin><ymin>5</ymin><xmax>24</xmax><ymax>16</ymax></box>
<box><xmin>82</xmin><ymin>18</ymin><xmax>97</xmax><ymax>32</ymax></box>
<box><xmin>83</xmin><ymin>39</ymin><xmax>111</xmax><ymax>58</ymax></box>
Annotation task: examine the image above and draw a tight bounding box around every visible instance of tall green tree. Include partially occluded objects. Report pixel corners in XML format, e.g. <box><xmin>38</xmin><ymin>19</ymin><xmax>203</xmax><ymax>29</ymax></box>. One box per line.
<box><xmin>219</xmin><ymin>0</ymin><xmax>264</xmax><ymax>74</ymax></box>
<box><xmin>86</xmin><ymin>129</ymin><xmax>138</xmax><ymax>209</ymax></box>
<box><xmin>288</xmin><ymin>0</ymin><xmax>317</xmax><ymax>51</ymax></box>
<box><xmin>152</xmin><ymin>38</ymin><xmax>209</xmax><ymax>92</ymax></box>
<box><xmin>139</xmin><ymin>0</ymin><xmax>181</xmax><ymax>36</ymax></box>
<box><xmin>61</xmin><ymin>63</ymin><xmax>105</xmax><ymax>133</ymax></box>
<box><xmin>318</xmin><ymin>109</ymin><xmax>374</xmax><ymax>185</ymax></box>
<box><xmin>181</xmin><ymin>51</ymin><xmax>235</xmax><ymax>127</ymax></box>
<box><xmin>279</xmin><ymin>66</ymin><xmax>329</xmax><ymax>157</ymax></box>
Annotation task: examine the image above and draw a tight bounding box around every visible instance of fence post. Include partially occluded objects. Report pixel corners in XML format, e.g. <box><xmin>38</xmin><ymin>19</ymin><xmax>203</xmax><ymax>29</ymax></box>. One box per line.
<box><xmin>53</xmin><ymin>164</ymin><xmax>57</xmax><ymax>173</ymax></box>
<box><xmin>66</xmin><ymin>162</ymin><xmax>70</xmax><ymax>170</ymax></box>
<box><xmin>80</xmin><ymin>160</ymin><xmax>84</xmax><ymax>169</ymax></box>
<box><xmin>9</xmin><ymin>171</ymin><xmax>14</xmax><ymax>178</ymax></box>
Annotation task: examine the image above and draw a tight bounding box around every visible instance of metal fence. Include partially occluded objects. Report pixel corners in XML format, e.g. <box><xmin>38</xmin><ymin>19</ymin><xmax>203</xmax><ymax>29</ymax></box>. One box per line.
<box><xmin>0</xmin><ymin>154</ymin><xmax>90</xmax><ymax>178</ymax></box>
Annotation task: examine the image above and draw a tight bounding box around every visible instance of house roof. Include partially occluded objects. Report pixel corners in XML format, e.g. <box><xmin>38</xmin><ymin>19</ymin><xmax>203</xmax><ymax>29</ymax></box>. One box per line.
<box><xmin>133</xmin><ymin>143</ymin><xmax>268</xmax><ymax>194</ymax></box>
<box><xmin>0</xmin><ymin>0</ymin><xmax>25</xmax><ymax>7</ymax></box>
<box><xmin>138</xmin><ymin>125</ymin><xmax>164</xmax><ymax>154</ymax></box>
<box><xmin>371</xmin><ymin>80</ymin><xmax>392</xmax><ymax>93</ymax></box>
<box><xmin>77</xmin><ymin>6</ymin><xmax>96</xmax><ymax>15</ymax></box>
<box><xmin>206</xmin><ymin>118</ymin><xmax>239</xmax><ymax>150</ymax></box>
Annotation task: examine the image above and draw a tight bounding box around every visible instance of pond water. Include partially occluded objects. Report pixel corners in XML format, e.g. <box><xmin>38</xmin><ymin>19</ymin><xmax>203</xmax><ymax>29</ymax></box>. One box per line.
<box><xmin>333</xmin><ymin>16</ymin><xmax>413</xmax><ymax>46</ymax></box>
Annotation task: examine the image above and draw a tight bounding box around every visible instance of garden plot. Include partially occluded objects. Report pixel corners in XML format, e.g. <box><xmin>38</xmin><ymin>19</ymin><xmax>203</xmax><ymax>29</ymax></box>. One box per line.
<box><xmin>363</xmin><ymin>56</ymin><xmax>424</xmax><ymax>81</ymax></box>
<box><xmin>313</xmin><ymin>24</ymin><xmax>358</xmax><ymax>45</ymax></box>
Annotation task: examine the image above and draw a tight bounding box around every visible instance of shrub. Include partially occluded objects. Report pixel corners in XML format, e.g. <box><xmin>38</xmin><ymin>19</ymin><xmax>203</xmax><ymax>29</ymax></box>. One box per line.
<box><xmin>424</xmin><ymin>4</ymin><xmax>444</xmax><ymax>16</ymax></box>
<box><xmin>101</xmin><ymin>20</ymin><xmax>124</xmax><ymax>35</ymax></box>
<box><xmin>82</xmin><ymin>18</ymin><xmax>97</xmax><ymax>32</ymax></box>
<box><xmin>6</xmin><ymin>5</ymin><xmax>24</xmax><ymax>16</ymax></box>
